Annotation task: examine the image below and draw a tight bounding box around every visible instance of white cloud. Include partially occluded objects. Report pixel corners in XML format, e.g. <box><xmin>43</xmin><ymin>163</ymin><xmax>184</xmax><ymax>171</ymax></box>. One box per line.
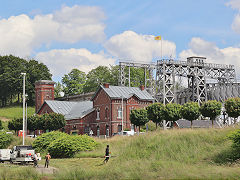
<box><xmin>35</xmin><ymin>48</ymin><xmax>115</xmax><ymax>77</ymax></box>
<box><xmin>0</xmin><ymin>5</ymin><xmax>105</xmax><ymax>57</ymax></box>
<box><xmin>104</xmin><ymin>31</ymin><xmax>176</xmax><ymax>62</ymax></box>
<box><xmin>226</xmin><ymin>0</ymin><xmax>240</xmax><ymax>10</ymax></box>
<box><xmin>179</xmin><ymin>37</ymin><xmax>240</xmax><ymax>78</ymax></box>
<box><xmin>227</xmin><ymin>0</ymin><xmax>240</xmax><ymax>33</ymax></box>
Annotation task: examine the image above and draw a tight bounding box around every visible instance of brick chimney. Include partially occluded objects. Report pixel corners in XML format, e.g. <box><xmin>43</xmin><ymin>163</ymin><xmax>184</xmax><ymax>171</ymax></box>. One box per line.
<box><xmin>35</xmin><ymin>80</ymin><xmax>55</xmax><ymax>113</ymax></box>
<box><xmin>140</xmin><ymin>85</ymin><xmax>145</xmax><ymax>91</ymax></box>
<box><xmin>103</xmin><ymin>83</ymin><xmax>110</xmax><ymax>88</ymax></box>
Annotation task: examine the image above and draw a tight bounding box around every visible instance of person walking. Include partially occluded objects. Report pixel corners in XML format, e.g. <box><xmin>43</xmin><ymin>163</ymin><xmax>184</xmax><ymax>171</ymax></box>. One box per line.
<box><xmin>32</xmin><ymin>153</ymin><xmax>38</xmax><ymax>167</ymax></box>
<box><xmin>45</xmin><ymin>153</ymin><xmax>51</xmax><ymax>168</ymax></box>
<box><xmin>103</xmin><ymin>145</ymin><xmax>110</xmax><ymax>163</ymax></box>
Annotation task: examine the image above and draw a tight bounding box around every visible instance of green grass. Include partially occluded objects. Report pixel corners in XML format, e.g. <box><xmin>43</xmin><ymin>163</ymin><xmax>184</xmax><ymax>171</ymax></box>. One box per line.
<box><xmin>0</xmin><ymin>106</ymin><xmax>35</xmax><ymax>120</ymax></box>
<box><xmin>3</xmin><ymin>127</ymin><xmax>240</xmax><ymax>179</ymax></box>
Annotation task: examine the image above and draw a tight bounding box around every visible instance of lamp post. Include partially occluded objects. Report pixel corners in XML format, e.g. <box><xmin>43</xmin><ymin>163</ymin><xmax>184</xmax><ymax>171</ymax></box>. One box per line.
<box><xmin>121</xmin><ymin>96</ymin><xmax>124</xmax><ymax>135</ymax></box>
<box><xmin>21</xmin><ymin>73</ymin><xmax>26</xmax><ymax>145</ymax></box>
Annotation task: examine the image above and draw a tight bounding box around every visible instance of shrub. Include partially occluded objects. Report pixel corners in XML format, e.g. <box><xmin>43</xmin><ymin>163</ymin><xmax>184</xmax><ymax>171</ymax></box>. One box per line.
<box><xmin>32</xmin><ymin>131</ymin><xmax>68</xmax><ymax>152</ymax></box>
<box><xmin>0</xmin><ymin>131</ymin><xmax>13</xmax><ymax>148</ymax></box>
<box><xmin>47</xmin><ymin>134</ymin><xmax>98</xmax><ymax>158</ymax></box>
<box><xmin>228</xmin><ymin>129</ymin><xmax>240</xmax><ymax>150</ymax></box>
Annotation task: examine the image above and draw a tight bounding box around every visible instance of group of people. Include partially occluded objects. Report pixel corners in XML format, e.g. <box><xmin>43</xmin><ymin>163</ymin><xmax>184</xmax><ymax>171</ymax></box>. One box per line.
<box><xmin>32</xmin><ymin>153</ymin><xmax>51</xmax><ymax>168</ymax></box>
<box><xmin>32</xmin><ymin>145</ymin><xmax>110</xmax><ymax>167</ymax></box>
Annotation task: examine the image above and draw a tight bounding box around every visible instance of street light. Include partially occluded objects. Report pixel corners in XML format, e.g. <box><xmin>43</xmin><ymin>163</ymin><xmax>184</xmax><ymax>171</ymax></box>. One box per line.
<box><xmin>21</xmin><ymin>73</ymin><xmax>26</xmax><ymax>145</ymax></box>
<box><xmin>121</xmin><ymin>96</ymin><xmax>124</xmax><ymax>135</ymax></box>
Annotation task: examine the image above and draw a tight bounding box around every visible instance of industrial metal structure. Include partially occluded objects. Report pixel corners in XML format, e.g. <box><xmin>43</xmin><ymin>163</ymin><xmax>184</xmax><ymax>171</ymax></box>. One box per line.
<box><xmin>119</xmin><ymin>57</ymin><xmax>239</xmax><ymax>105</ymax></box>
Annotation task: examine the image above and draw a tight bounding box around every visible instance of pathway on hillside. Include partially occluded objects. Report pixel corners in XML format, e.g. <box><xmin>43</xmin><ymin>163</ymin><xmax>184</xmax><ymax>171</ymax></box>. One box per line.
<box><xmin>0</xmin><ymin>116</ymin><xmax>11</xmax><ymax>121</ymax></box>
<box><xmin>35</xmin><ymin>165</ymin><xmax>58</xmax><ymax>174</ymax></box>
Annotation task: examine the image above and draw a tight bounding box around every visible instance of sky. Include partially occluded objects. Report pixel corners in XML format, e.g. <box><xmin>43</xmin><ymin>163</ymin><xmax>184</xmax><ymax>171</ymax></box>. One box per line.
<box><xmin>1</xmin><ymin>0</ymin><xmax>240</xmax><ymax>82</ymax></box>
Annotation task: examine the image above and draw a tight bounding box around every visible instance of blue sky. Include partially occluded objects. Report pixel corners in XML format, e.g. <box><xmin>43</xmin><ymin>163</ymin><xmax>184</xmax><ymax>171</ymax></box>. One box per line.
<box><xmin>0</xmin><ymin>0</ymin><xmax>240</xmax><ymax>81</ymax></box>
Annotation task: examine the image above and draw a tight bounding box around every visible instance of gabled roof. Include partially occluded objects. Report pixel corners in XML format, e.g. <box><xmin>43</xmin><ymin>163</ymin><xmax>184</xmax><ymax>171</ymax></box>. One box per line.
<box><xmin>41</xmin><ymin>100</ymin><xmax>93</xmax><ymax>120</ymax></box>
<box><xmin>92</xmin><ymin>85</ymin><xmax>154</xmax><ymax>101</ymax></box>
<box><xmin>65</xmin><ymin>101</ymin><xmax>94</xmax><ymax>120</ymax></box>
<box><xmin>44</xmin><ymin>100</ymin><xmax>77</xmax><ymax>115</ymax></box>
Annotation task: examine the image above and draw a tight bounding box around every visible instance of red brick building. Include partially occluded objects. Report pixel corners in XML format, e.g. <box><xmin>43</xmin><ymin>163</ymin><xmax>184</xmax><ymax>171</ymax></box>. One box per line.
<box><xmin>36</xmin><ymin>80</ymin><xmax>154</xmax><ymax>137</ymax></box>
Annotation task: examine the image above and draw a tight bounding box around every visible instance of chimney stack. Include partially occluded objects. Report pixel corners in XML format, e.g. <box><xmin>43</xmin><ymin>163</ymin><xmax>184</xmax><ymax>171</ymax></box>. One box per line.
<box><xmin>103</xmin><ymin>83</ymin><xmax>110</xmax><ymax>88</ymax></box>
<box><xmin>140</xmin><ymin>85</ymin><xmax>145</xmax><ymax>91</ymax></box>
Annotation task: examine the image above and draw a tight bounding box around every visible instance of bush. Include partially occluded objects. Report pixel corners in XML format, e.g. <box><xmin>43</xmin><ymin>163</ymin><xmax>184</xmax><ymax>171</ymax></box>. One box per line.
<box><xmin>228</xmin><ymin>129</ymin><xmax>240</xmax><ymax>150</ymax></box>
<box><xmin>47</xmin><ymin>134</ymin><xmax>98</xmax><ymax>158</ymax></box>
<box><xmin>0</xmin><ymin>131</ymin><xmax>13</xmax><ymax>148</ymax></box>
<box><xmin>32</xmin><ymin>131</ymin><xmax>68</xmax><ymax>152</ymax></box>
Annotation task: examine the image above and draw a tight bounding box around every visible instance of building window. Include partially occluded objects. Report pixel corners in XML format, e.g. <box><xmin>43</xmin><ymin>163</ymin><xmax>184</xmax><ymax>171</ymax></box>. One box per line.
<box><xmin>97</xmin><ymin>126</ymin><xmax>100</xmax><ymax>137</ymax></box>
<box><xmin>105</xmin><ymin>107</ymin><xmax>108</xmax><ymax>118</ymax></box>
<box><xmin>106</xmin><ymin>125</ymin><xmax>109</xmax><ymax>137</ymax></box>
<box><xmin>118</xmin><ymin>125</ymin><xmax>122</xmax><ymax>132</ymax></box>
<box><xmin>96</xmin><ymin>109</ymin><xmax>100</xmax><ymax>120</ymax></box>
<box><xmin>117</xmin><ymin>107</ymin><xmax>122</xmax><ymax>118</ymax></box>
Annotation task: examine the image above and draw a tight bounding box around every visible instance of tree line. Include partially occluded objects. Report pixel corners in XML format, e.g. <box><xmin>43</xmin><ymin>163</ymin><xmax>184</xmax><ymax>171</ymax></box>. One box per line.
<box><xmin>0</xmin><ymin>55</ymin><xmax>52</xmax><ymax>106</ymax></box>
<box><xmin>130</xmin><ymin>98</ymin><xmax>240</xmax><ymax>131</ymax></box>
<box><xmin>8</xmin><ymin>113</ymin><xmax>65</xmax><ymax>136</ymax></box>
<box><xmin>55</xmin><ymin>65</ymin><xmax>151</xmax><ymax>97</ymax></box>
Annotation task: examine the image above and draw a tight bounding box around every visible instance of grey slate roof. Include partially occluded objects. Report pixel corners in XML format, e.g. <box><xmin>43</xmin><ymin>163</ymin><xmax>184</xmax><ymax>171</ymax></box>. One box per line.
<box><xmin>176</xmin><ymin>119</ymin><xmax>220</xmax><ymax>128</ymax></box>
<box><xmin>45</xmin><ymin>100</ymin><xmax>77</xmax><ymax>115</ymax></box>
<box><xmin>99</xmin><ymin>85</ymin><xmax>154</xmax><ymax>101</ymax></box>
<box><xmin>44</xmin><ymin>100</ymin><xmax>93</xmax><ymax>120</ymax></box>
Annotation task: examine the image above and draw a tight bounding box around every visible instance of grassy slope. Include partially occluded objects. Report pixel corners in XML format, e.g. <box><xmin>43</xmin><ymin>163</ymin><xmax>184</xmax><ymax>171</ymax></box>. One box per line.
<box><xmin>45</xmin><ymin>127</ymin><xmax>240</xmax><ymax>179</ymax></box>
<box><xmin>0</xmin><ymin>106</ymin><xmax>35</xmax><ymax>120</ymax></box>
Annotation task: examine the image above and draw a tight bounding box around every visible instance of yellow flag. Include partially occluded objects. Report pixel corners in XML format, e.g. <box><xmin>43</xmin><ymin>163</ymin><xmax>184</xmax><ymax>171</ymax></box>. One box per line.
<box><xmin>155</xmin><ymin>36</ymin><xmax>161</xmax><ymax>40</ymax></box>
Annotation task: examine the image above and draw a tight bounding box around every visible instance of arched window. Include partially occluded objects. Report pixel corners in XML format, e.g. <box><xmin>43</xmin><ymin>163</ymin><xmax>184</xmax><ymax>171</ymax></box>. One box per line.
<box><xmin>96</xmin><ymin>108</ymin><xmax>100</xmax><ymax>120</ymax></box>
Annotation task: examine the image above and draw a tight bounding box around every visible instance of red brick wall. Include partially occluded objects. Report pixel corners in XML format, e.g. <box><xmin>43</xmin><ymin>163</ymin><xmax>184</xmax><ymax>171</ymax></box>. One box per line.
<box><xmin>38</xmin><ymin>103</ymin><xmax>54</xmax><ymax>115</ymax></box>
<box><xmin>35</xmin><ymin>81</ymin><xmax>54</xmax><ymax>113</ymax></box>
<box><xmin>92</xmin><ymin>89</ymin><xmax>112</xmax><ymax>136</ymax></box>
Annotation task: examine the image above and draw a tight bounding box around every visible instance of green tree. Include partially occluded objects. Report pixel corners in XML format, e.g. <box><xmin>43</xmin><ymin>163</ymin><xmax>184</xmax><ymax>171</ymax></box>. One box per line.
<box><xmin>27</xmin><ymin>115</ymin><xmax>41</xmax><ymax>137</ymax></box>
<box><xmin>164</xmin><ymin>103</ymin><xmax>182</xmax><ymax>127</ymax></box>
<box><xmin>200</xmin><ymin>100</ymin><xmax>222</xmax><ymax>128</ymax></box>
<box><xmin>26</xmin><ymin>59</ymin><xmax>52</xmax><ymax>105</ymax></box>
<box><xmin>224</xmin><ymin>97</ymin><xmax>240</xmax><ymax>124</ymax></box>
<box><xmin>54</xmin><ymin>82</ymin><xmax>64</xmax><ymax>98</ymax></box>
<box><xmin>130</xmin><ymin>108</ymin><xmax>149</xmax><ymax>132</ymax></box>
<box><xmin>83</xmin><ymin>66</ymin><xmax>113</xmax><ymax>93</ymax></box>
<box><xmin>8</xmin><ymin>118</ymin><xmax>23</xmax><ymax>135</ymax></box>
<box><xmin>146</xmin><ymin>103</ymin><xmax>165</xmax><ymax>128</ymax></box>
<box><xmin>62</xmin><ymin>69</ymin><xmax>86</xmax><ymax>95</ymax></box>
<box><xmin>0</xmin><ymin>55</ymin><xmax>51</xmax><ymax>106</ymax></box>
<box><xmin>0</xmin><ymin>131</ymin><xmax>13</xmax><ymax>149</ymax></box>
<box><xmin>181</xmin><ymin>102</ymin><xmax>201</xmax><ymax>128</ymax></box>
<box><xmin>46</xmin><ymin>113</ymin><xmax>66</xmax><ymax>131</ymax></box>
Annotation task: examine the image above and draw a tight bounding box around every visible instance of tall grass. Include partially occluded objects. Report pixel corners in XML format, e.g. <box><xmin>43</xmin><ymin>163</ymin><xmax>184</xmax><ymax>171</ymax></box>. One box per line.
<box><xmin>0</xmin><ymin>106</ymin><xmax>35</xmax><ymax>119</ymax></box>
<box><xmin>56</xmin><ymin>127</ymin><xmax>240</xmax><ymax>179</ymax></box>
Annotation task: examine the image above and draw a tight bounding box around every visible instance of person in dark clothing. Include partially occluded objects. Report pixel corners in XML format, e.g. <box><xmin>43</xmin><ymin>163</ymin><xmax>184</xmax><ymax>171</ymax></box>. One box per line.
<box><xmin>45</xmin><ymin>153</ymin><xmax>51</xmax><ymax>168</ymax></box>
<box><xmin>103</xmin><ymin>145</ymin><xmax>110</xmax><ymax>163</ymax></box>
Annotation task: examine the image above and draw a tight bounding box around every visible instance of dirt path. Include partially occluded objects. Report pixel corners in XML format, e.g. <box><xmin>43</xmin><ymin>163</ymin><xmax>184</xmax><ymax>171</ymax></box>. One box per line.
<box><xmin>0</xmin><ymin>116</ymin><xmax>11</xmax><ymax>121</ymax></box>
<box><xmin>35</xmin><ymin>164</ymin><xmax>58</xmax><ymax>174</ymax></box>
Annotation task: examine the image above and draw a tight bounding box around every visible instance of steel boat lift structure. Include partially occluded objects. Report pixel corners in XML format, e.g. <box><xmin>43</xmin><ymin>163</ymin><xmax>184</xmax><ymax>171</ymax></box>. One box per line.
<box><xmin>119</xmin><ymin>57</ymin><xmax>240</xmax><ymax>126</ymax></box>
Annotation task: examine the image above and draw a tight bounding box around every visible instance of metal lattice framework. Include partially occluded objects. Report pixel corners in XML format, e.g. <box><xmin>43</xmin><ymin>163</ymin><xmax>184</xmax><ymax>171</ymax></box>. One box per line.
<box><xmin>119</xmin><ymin>57</ymin><xmax>237</xmax><ymax>104</ymax></box>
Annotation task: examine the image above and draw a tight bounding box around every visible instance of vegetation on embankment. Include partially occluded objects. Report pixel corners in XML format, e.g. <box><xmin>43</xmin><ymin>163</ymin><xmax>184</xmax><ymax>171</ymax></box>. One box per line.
<box><xmin>54</xmin><ymin>127</ymin><xmax>240</xmax><ymax>179</ymax></box>
<box><xmin>1</xmin><ymin>126</ymin><xmax>240</xmax><ymax>179</ymax></box>
<box><xmin>0</xmin><ymin>105</ymin><xmax>35</xmax><ymax>120</ymax></box>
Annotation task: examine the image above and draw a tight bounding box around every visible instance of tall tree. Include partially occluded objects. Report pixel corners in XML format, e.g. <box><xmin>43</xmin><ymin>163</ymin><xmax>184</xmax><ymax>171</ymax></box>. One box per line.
<box><xmin>8</xmin><ymin>118</ymin><xmax>23</xmax><ymax>135</ymax></box>
<box><xmin>181</xmin><ymin>102</ymin><xmax>201</xmax><ymax>128</ymax></box>
<box><xmin>26</xmin><ymin>59</ymin><xmax>52</xmax><ymax>105</ymax></box>
<box><xmin>200</xmin><ymin>100</ymin><xmax>222</xmax><ymax>128</ymax></box>
<box><xmin>146</xmin><ymin>103</ymin><xmax>165</xmax><ymax>128</ymax></box>
<box><xmin>62</xmin><ymin>69</ymin><xmax>86</xmax><ymax>95</ymax></box>
<box><xmin>54</xmin><ymin>82</ymin><xmax>64</xmax><ymax>98</ymax></box>
<box><xmin>83</xmin><ymin>66</ymin><xmax>113</xmax><ymax>93</ymax></box>
<box><xmin>224</xmin><ymin>97</ymin><xmax>240</xmax><ymax>124</ymax></box>
<box><xmin>130</xmin><ymin>108</ymin><xmax>149</xmax><ymax>132</ymax></box>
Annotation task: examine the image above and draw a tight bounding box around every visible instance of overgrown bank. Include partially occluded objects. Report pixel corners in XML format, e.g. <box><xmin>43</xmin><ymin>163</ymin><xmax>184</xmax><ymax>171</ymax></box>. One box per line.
<box><xmin>1</xmin><ymin>127</ymin><xmax>240</xmax><ymax>179</ymax></box>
